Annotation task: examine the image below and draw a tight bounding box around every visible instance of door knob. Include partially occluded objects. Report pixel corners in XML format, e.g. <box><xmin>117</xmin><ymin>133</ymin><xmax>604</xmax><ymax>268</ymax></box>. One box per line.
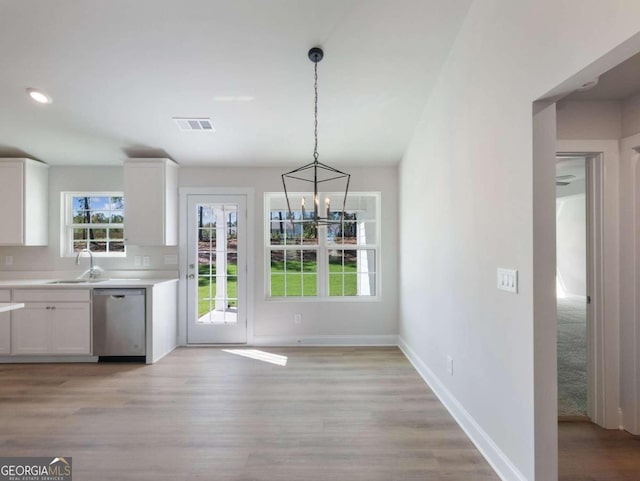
<box><xmin>187</xmin><ymin>274</ymin><xmax>195</xmax><ymax>279</ymax></box>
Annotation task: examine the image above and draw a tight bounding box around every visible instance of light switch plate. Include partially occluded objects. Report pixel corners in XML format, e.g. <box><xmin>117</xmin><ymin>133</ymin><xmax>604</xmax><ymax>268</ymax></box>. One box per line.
<box><xmin>5</xmin><ymin>256</ymin><xmax>12</xmax><ymax>266</ymax></box>
<box><xmin>134</xmin><ymin>256</ymin><xmax>141</xmax><ymax>267</ymax></box>
<box><xmin>143</xmin><ymin>256</ymin><xmax>151</xmax><ymax>267</ymax></box>
<box><xmin>497</xmin><ymin>268</ymin><xmax>518</xmax><ymax>293</ymax></box>
<box><xmin>164</xmin><ymin>254</ymin><xmax>178</xmax><ymax>265</ymax></box>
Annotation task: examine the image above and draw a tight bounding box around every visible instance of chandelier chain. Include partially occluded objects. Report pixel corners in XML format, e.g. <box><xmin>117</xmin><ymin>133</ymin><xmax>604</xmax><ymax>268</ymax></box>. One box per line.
<box><xmin>313</xmin><ymin>61</ymin><xmax>319</xmax><ymax>162</ymax></box>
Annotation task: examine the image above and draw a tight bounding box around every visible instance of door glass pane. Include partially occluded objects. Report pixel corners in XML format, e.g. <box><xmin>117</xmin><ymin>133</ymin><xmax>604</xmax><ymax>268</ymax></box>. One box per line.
<box><xmin>196</xmin><ymin>203</ymin><xmax>238</xmax><ymax>325</ymax></box>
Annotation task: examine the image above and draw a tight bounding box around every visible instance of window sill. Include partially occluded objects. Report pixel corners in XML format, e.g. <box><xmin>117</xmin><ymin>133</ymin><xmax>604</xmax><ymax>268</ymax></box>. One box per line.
<box><xmin>265</xmin><ymin>296</ymin><xmax>380</xmax><ymax>303</ymax></box>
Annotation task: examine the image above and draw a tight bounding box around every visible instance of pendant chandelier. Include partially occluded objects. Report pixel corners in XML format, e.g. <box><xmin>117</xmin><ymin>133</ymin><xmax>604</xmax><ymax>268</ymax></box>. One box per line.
<box><xmin>281</xmin><ymin>47</ymin><xmax>350</xmax><ymax>226</ymax></box>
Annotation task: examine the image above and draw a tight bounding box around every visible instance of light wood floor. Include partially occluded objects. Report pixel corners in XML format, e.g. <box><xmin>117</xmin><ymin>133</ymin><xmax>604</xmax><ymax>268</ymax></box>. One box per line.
<box><xmin>0</xmin><ymin>347</ymin><xmax>499</xmax><ymax>481</ymax></box>
<box><xmin>559</xmin><ymin>421</ymin><xmax>640</xmax><ymax>481</ymax></box>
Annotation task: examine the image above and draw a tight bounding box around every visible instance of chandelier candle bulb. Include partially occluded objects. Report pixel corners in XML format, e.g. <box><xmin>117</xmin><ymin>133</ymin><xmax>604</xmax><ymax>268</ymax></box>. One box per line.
<box><xmin>326</xmin><ymin>198</ymin><xmax>330</xmax><ymax>218</ymax></box>
<box><xmin>301</xmin><ymin>197</ymin><xmax>305</xmax><ymax>218</ymax></box>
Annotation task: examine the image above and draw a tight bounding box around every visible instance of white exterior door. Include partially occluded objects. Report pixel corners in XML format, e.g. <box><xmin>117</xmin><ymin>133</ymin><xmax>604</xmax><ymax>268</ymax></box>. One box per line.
<box><xmin>186</xmin><ymin>194</ymin><xmax>247</xmax><ymax>343</ymax></box>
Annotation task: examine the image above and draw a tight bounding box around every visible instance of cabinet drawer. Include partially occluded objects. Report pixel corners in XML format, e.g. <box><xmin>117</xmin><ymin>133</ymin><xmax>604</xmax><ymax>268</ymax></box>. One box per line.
<box><xmin>0</xmin><ymin>290</ymin><xmax>10</xmax><ymax>302</ymax></box>
<box><xmin>13</xmin><ymin>289</ymin><xmax>90</xmax><ymax>302</ymax></box>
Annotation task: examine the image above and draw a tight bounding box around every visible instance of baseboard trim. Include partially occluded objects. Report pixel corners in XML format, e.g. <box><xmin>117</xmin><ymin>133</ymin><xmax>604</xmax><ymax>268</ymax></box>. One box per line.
<box><xmin>398</xmin><ymin>337</ymin><xmax>527</xmax><ymax>481</ymax></box>
<box><xmin>251</xmin><ymin>334</ymin><xmax>399</xmax><ymax>347</ymax></box>
<box><xmin>149</xmin><ymin>344</ymin><xmax>177</xmax><ymax>364</ymax></box>
<box><xmin>0</xmin><ymin>355</ymin><xmax>98</xmax><ymax>363</ymax></box>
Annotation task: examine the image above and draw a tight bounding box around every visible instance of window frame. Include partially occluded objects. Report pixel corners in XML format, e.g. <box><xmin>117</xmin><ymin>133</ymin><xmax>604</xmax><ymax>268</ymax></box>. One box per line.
<box><xmin>264</xmin><ymin>191</ymin><xmax>381</xmax><ymax>301</ymax></box>
<box><xmin>60</xmin><ymin>191</ymin><xmax>126</xmax><ymax>258</ymax></box>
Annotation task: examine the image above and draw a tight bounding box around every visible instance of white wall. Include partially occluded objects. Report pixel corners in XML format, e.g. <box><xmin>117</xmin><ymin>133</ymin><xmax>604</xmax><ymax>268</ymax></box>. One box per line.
<box><xmin>179</xmin><ymin>166</ymin><xmax>399</xmax><ymax>343</ymax></box>
<box><xmin>556</xmin><ymin>193</ymin><xmax>586</xmax><ymax>297</ymax></box>
<box><xmin>621</xmin><ymin>94</ymin><xmax>640</xmax><ymax>138</ymax></box>
<box><xmin>557</xmin><ymin>100</ymin><xmax>621</xmax><ymax>140</ymax></box>
<box><xmin>0</xmin><ymin>166</ymin><xmax>176</xmax><ymax>275</ymax></box>
<box><xmin>398</xmin><ymin>2</ymin><xmax>640</xmax><ymax>480</ymax></box>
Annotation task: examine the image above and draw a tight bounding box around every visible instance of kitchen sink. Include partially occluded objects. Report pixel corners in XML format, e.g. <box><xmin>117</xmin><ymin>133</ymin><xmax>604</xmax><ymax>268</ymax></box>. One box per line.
<box><xmin>48</xmin><ymin>279</ymin><xmax>106</xmax><ymax>284</ymax></box>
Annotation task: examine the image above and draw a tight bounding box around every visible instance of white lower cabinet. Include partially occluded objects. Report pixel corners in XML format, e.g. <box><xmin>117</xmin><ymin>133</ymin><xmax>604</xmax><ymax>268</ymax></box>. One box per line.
<box><xmin>50</xmin><ymin>303</ymin><xmax>91</xmax><ymax>354</ymax></box>
<box><xmin>11</xmin><ymin>305</ymin><xmax>49</xmax><ymax>354</ymax></box>
<box><xmin>11</xmin><ymin>290</ymin><xmax>91</xmax><ymax>356</ymax></box>
<box><xmin>0</xmin><ymin>289</ymin><xmax>11</xmax><ymax>354</ymax></box>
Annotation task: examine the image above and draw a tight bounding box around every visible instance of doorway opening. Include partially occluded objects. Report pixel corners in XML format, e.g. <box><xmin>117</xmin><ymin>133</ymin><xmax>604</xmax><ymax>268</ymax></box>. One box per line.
<box><xmin>556</xmin><ymin>155</ymin><xmax>588</xmax><ymax>419</ymax></box>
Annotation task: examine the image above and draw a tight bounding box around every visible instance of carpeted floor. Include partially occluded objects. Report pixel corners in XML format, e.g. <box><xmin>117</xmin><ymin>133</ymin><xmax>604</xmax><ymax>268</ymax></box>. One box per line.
<box><xmin>557</xmin><ymin>295</ymin><xmax>587</xmax><ymax>417</ymax></box>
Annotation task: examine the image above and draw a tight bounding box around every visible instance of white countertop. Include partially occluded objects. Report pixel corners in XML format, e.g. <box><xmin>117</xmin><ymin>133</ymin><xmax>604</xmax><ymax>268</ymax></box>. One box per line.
<box><xmin>0</xmin><ymin>278</ymin><xmax>178</xmax><ymax>289</ymax></box>
<box><xmin>0</xmin><ymin>302</ymin><xmax>25</xmax><ymax>313</ymax></box>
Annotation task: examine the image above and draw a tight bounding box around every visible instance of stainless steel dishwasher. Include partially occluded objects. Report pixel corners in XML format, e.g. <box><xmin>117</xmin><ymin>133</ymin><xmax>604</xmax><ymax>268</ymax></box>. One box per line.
<box><xmin>93</xmin><ymin>288</ymin><xmax>146</xmax><ymax>361</ymax></box>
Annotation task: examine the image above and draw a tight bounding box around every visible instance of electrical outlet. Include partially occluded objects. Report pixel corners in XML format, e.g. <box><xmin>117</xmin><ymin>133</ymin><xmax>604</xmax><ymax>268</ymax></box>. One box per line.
<box><xmin>4</xmin><ymin>256</ymin><xmax>13</xmax><ymax>266</ymax></box>
<box><xmin>143</xmin><ymin>256</ymin><xmax>151</xmax><ymax>267</ymax></box>
<box><xmin>294</xmin><ymin>313</ymin><xmax>302</xmax><ymax>324</ymax></box>
<box><xmin>497</xmin><ymin>268</ymin><xmax>518</xmax><ymax>293</ymax></box>
<box><xmin>447</xmin><ymin>356</ymin><xmax>453</xmax><ymax>376</ymax></box>
<box><xmin>134</xmin><ymin>256</ymin><xmax>141</xmax><ymax>267</ymax></box>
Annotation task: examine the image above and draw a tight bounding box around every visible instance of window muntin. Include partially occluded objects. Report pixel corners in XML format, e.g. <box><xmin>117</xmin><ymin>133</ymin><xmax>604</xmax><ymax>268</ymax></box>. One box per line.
<box><xmin>266</xmin><ymin>192</ymin><xmax>379</xmax><ymax>299</ymax></box>
<box><xmin>62</xmin><ymin>193</ymin><xmax>125</xmax><ymax>257</ymax></box>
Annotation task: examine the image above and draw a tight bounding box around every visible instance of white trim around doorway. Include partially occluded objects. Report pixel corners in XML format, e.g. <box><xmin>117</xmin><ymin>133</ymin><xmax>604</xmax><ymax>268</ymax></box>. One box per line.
<box><xmin>557</xmin><ymin>140</ymin><xmax>620</xmax><ymax>429</ymax></box>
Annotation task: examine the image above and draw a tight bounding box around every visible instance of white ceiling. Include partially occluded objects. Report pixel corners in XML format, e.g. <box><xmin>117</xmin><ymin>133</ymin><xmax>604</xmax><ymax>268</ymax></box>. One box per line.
<box><xmin>0</xmin><ymin>0</ymin><xmax>472</xmax><ymax>167</ymax></box>
<box><xmin>566</xmin><ymin>51</ymin><xmax>640</xmax><ymax>101</ymax></box>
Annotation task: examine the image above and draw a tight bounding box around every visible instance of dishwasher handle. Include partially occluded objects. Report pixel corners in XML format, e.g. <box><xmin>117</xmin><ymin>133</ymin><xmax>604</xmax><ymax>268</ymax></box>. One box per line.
<box><xmin>93</xmin><ymin>288</ymin><xmax>146</xmax><ymax>297</ymax></box>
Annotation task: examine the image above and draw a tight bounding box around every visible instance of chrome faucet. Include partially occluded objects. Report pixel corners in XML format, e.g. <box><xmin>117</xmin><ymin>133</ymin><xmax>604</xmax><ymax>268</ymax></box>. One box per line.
<box><xmin>76</xmin><ymin>248</ymin><xmax>99</xmax><ymax>279</ymax></box>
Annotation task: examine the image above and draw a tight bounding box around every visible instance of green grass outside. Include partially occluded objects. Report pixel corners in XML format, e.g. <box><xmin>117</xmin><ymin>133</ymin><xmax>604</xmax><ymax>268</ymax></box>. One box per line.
<box><xmin>198</xmin><ymin>260</ymin><xmax>362</xmax><ymax>316</ymax></box>
<box><xmin>198</xmin><ymin>264</ymin><xmax>237</xmax><ymax>317</ymax></box>
<box><xmin>270</xmin><ymin>260</ymin><xmax>358</xmax><ymax>297</ymax></box>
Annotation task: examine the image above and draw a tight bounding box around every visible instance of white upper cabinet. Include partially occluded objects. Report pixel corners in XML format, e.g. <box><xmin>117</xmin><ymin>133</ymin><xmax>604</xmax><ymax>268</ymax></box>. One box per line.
<box><xmin>124</xmin><ymin>158</ymin><xmax>178</xmax><ymax>246</ymax></box>
<box><xmin>0</xmin><ymin>158</ymin><xmax>48</xmax><ymax>246</ymax></box>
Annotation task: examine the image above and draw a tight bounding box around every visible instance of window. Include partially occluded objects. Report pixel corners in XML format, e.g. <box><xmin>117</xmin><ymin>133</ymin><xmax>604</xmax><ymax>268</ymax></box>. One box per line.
<box><xmin>266</xmin><ymin>192</ymin><xmax>379</xmax><ymax>298</ymax></box>
<box><xmin>61</xmin><ymin>192</ymin><xmax>125</xmax><ymax>256</ymax></box>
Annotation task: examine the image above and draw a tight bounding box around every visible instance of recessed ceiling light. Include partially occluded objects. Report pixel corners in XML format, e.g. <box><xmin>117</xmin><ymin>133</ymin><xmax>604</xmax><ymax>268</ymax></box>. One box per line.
<box><xmin>26</xmin><ymin>88</ymin><xmax>52</xmax><ymax>104</ymax></box>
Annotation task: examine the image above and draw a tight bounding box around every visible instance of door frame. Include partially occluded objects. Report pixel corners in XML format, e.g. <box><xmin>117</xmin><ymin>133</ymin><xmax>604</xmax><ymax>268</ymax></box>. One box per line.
<box><xmin>178</xmin><ymin>187</ymin><xmax>255</xmax><ymax>346</ymax></box>
<box><xmin>556</xmin><ymin>143</ymin><xmax>620</xmax><ymax>429</ymax></box>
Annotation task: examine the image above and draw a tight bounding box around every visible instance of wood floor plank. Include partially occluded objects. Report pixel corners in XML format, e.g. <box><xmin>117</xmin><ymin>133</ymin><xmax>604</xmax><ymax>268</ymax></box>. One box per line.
<box><xmin>0</xmin><ymin>347</ymin><xmax>499</xmax><ymax>480</ymax></box>
<box><xmin>559</xmin><ymin>421</ymin><xmax>640</xmax><ymax>481</ymax></box>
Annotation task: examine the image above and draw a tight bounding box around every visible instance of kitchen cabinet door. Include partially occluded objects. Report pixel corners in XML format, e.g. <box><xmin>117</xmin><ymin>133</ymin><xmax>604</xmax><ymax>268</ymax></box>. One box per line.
<box><xmin>0</xmin><ymin>312</ymin><xmax>10</xmax><ymax>354</ymax></box>
<box><xmin>50</xmin><ymin>303</ymin><xmax>91</xmax><ymax>354</ymax></box>
<box><xmin>124</xmin><ymin>158</ymin><xmax>178</xmax><ymax>246</ymax></box>
<box><xmin>11</xmin><ymin>302</ymin><xmax>91</xmax><ymax>355</ymax></box>
<box><xmin>0</xmin><ymin>158</ymin><xmax>48</xmax><ymax>246</ymax></box>
<box><xmin>11</xmin><ymin>304</ymin><xmax>49</xmax><ymax>354</ymax></box>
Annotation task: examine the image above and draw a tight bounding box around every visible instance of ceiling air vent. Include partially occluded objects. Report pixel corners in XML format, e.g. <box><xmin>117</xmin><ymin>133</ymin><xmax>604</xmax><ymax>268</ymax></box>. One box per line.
<box><xmin>173</xmin><ymin>117</ymin><xmax>215</xmax><ymax>132</ymax></box>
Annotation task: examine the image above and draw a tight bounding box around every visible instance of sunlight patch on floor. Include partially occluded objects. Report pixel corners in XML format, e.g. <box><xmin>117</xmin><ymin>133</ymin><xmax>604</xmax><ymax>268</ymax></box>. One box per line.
<box><xmin>222</xmin><ymin>349</ymin><xmax>288</xmax><ymax>366</ymax></box>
